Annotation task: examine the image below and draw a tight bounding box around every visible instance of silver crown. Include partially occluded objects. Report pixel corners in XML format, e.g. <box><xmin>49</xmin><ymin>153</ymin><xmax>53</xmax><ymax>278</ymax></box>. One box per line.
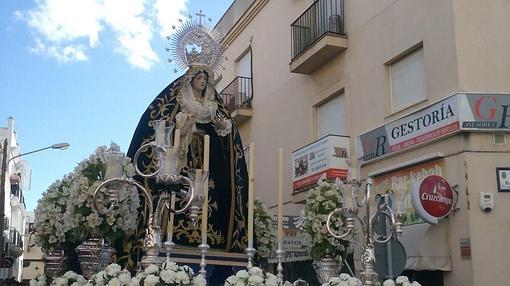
<box><xmin>167</xmin><ymin>11</ymin><xmax>225</xmax><ymax>74</ymax></box>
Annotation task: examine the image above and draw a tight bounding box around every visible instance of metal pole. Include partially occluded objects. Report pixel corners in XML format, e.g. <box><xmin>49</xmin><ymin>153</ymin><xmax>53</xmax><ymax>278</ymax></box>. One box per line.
<box><xmin>0</xmin><ymin>139</ymin><xmax>8</xmax><ymax>268</ymax></box>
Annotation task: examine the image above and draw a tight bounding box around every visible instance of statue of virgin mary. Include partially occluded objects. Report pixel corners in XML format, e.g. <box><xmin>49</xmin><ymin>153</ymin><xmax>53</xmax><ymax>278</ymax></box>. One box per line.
<box><xmin>124</xmin><ymin>18</ymin><xmax>248</xmax><ymax>269</ymax></box>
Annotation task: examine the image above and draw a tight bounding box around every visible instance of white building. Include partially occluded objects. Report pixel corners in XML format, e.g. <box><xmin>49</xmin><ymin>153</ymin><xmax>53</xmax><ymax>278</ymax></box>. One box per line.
<box><xmin>0</xmin><ymin>117</ymin><xmax>30</xmax><ymax>282</ymax></box>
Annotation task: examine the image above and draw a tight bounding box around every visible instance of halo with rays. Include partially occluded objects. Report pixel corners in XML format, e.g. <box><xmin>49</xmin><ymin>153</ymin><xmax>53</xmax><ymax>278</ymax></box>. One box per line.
<box><xmin>167</xmin><ymin>14</ymin><xmax>225</xmax><ymax>75</ymax></box>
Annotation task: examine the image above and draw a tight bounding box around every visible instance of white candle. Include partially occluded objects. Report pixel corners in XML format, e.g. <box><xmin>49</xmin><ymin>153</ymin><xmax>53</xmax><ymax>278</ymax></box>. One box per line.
<box><xmin>350</xmin><ymin>156</ymin><xmax>356</xmax><ymax>180</ymax></box>
<box><xmin>168</xmin><ymin>192</ymin><xmax>176</xmax><ymax>242</ymax></box>
<box><xmin>247</xmin><ymin>143</ymin><xmax>255</xmax><ymax>248</ymax></box>
<box><xmin>164</xmin><ymin>149</ymin><xmax>177</xmax><ymax>175</ymax></box>
<box><xmin>174</xmin><ymin>129</ymin><xmax>181</xmax><ymax>148</ymax></box>
<box><xmin>277</xmin><ymin>148</ymin><xmax>283</xmax><ymax>247</ymax></box>
<box><xmin>202</xmin><ymin>136</ymin><xmax>210</xmax><ymax>244</ymax></box>
<box><xmin>157</xmin><ymin>121</ymin><xmax>165</xmax><ymax>145</ymax></box>
<box><xmin>105</xmin><ymin>153</ymin><xmax>117</xmax><ymax>179</ymax></box>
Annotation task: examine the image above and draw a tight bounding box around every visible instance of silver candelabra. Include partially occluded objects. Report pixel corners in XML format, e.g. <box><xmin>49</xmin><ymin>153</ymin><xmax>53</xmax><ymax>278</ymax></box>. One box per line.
<box><xmin>93</xmin><ymin>120</ymin><xmax>208</xmax><ymax>268</ymax></box>
<box><xmin>326</xmin><ymin>178</ymin><xmax>407</xmax><ymax>286</ymax></box>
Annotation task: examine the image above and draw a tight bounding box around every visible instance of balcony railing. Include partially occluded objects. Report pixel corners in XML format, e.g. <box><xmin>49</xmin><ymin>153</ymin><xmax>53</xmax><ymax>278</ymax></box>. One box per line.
<box><xmin>291</xmin><ymin>0</ymin><xmax>344</xmax><ymax>59</ymax></box>
<box><xmin>220</xmin><ymin>76</ymin><xmax>253</xmax><ymax>112</ymax></box>
<box><xmin>9</xmin><ymin>228</ymin><xmax>22</xmax><ymax>249</ymax></box>
<box><xmin>10</xmin><ymin>185</ymin><xmax>25</xmax><ymax>208</ymax></box>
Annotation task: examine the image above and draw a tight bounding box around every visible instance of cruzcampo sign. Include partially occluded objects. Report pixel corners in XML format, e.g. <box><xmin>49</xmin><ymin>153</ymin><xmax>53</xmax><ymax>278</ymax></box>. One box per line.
<box><xmin>411</xmin><ymin>175</ymin><xmax>454</xmax><ymax>224</ymax></box>
<box><xmin>358</xmin><ymin>93</ymin><xmax>510</xmax><ymax>163</ymax></box>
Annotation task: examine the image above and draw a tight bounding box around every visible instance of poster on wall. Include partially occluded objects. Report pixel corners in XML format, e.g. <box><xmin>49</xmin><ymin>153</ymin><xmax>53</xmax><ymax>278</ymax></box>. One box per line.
<box><xmin>268</xmin><ymin>215</ymin><xmax>309</xmax><ymax>262</ymax></box>
<box><xmin>372</xmin><ymin>159</ymin><xmax>446</xmax><ymax>225</ymax></box>
<box><xmin>292</xmin><ymin>135</ymin><xmax>350</xmax><ymax>191</ymax></box>
<box><xmin>496</xmin><ymin>167</ymin><xmax>510</xmax><ymax>192</ymax></box>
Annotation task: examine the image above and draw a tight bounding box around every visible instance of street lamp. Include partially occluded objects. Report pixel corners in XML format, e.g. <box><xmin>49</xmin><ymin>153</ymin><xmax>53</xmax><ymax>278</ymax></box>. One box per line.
<box><xmin>0</xmin><ymin>139</ymin><xmax>70</xmax><ymax>268</ymax></box>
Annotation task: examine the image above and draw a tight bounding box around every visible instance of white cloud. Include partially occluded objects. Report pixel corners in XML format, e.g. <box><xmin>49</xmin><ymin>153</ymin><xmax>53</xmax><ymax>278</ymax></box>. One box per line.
<box><xmin>17</xmin><ymin>0</ymin><xmax>190</xmax><ymax>70</ymax></box>
<box><xmin>154</xmin><ymin>0</ymin><xmax>188</xmax><ymax>37</ymax></box>
<box><xmin>30</xmin><ymin>38</ymin><xmax>88</xmax><ymax>63</ymax></box>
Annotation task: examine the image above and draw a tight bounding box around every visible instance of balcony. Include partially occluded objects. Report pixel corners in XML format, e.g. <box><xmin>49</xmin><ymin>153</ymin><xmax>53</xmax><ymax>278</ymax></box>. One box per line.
<box><xmin>8</xmin><ymin>228</ymin><xmax>23</xmax><ymax>258</ymax></box>
<box><xmin>220</xmin><ymin>76</ymin><xmax>253</xmax><ymax>125</ymax></box>
<box><xmin>10</xmin><ymin>185</ymin><xmax>25</xmax><ymax>209</ymax></box>
<box><xmin>290</xmin><ymin>0</ymin><xmax>347</xmax><ymax>74</ymax></box>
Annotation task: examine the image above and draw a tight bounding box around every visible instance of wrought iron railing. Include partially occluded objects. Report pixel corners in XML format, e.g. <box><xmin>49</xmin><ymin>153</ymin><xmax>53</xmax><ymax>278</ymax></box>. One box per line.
<box><xmin>10</xmin><ymin>185</ymin><xmax>25</xmax><ymax>208</ymax></box>
<box><xmin>9</xmin><ymin>228</ymin><xmax>22</xmax><ymax>248</ymax></box>
<box><xmin>220</xmin><ymin>76</ymin><xmax>253</xmax><ymax>112</ymax></box>
<box><xmin>291</xmin><ymin>0</ymin><xmax>345</xmax><ymax>59</ymax></box>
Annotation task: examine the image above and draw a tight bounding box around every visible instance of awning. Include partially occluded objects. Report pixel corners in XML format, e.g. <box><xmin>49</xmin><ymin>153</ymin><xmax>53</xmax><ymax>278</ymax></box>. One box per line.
<box><xmin>400</xmin><ymin>220</ymin><xmax>452</xmax><ymax>271</ymax></box>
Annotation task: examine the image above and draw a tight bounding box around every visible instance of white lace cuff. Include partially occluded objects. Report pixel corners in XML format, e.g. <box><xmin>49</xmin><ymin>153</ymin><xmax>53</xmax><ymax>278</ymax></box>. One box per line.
<box><xmin>215</xmin><ymin>119</ymin><xmax>232</xmax><ymax>137</ymax></box>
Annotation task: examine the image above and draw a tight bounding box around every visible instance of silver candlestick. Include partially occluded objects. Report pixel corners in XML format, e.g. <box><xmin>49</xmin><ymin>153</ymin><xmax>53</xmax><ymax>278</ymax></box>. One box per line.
<box><xmin>275</xmin><ymin>247</ymin><xmax>285</xmax><ymax>281</ymax></box>
<box><xmin>326</xmin><ymin>178</ymin><xmax>407</xmax><ymax>286</ymax></box>
<box><xmin>198</xmin><ymin>243</ymin><xmax>210</xmax><ymax>278</ymax></box>
<box><xmin>245</xmin><ymin>246</ymin><xmax>256</xmax><ymax>270</ymax></box>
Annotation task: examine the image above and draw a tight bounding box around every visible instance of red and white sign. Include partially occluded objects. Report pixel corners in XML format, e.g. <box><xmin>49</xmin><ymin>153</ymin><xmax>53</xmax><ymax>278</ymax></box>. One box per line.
<box><xmin>411</xmin><ymin>175</ymin><xmax>454</xmax><ymax>224</ymax></box>
<box><xmin>292</xmin><ymin>135</ymin><xmax>350</xmax><ymax>191</ymax></box>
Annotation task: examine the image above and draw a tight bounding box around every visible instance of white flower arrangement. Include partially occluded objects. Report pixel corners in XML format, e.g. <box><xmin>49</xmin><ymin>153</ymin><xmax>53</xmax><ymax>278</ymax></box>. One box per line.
<box><xmin>131</xmin><ymin>262</ymin><xmax>206</xmax><ymax>286</ymax></box>
<box><xmin>29</xmin><ymin>274</ymin><xmax>48</xmax><ymax>286</ymax></box>
<box><xmin>34</xmin><ymin>174</ymin><xmax>78</xmax><ymax>251</ymax></box>
<box><xmin>224</xmin><ymin>267</ymin><xmax>292</xmax><ymax>286</ymax></box>
<box><xmin>383</xmin><ymin>276</ymin><xmax>422</xmax><ymax>286</ymax></box>
<box><xmin>322</xmin><ymin>273</ymin><xmax>361</xmax><ymax>286</ymax></box>
<box><xmin>303</xmin><ymin>177</ymin><xmax>349</xmax><ymax>259</ymax></box>
<box><xmin>254</xmin><ymin>198</ymin><xmax>276</xmax><ymax>263</ymax></box>
<box><xmin>86</xmin><ymin>263</ymin><xmax>132</xmax><ymax>286</ymax></box>
<box><xmin>64</xmin><ymin>143</ymin><xmax>140</xmax><ymax>244</ymax></box>
<box><xmin>30</xmin><ymin>271</ymin><xmax>88</xmax><ymax>286</ymax></box>
<box><xmin>323</xmin><ymin>274</ymin><xmax>422</xmax><ymax>286</ymax></box>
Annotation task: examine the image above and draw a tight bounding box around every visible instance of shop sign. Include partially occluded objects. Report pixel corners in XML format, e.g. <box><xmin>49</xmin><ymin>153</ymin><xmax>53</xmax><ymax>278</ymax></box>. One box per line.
<box><xmin>411</xmin><ymin>175</ymin><xmax>454</xmax><ymax>224</ymax></box>
<box><xmin>358</xmin><ymin>93</ymin><xmax>510</xmax><ymax>163</ymax></box>
<box><xmin>460</xmin><ymin>93</ymin><xmax>510</xmax><ymax>130</ymax></box>
<box><xmin>460</xmin><ymin>238</ymin><xmax>471</xmax><ymax>260</ymax></box>
<box><xmin>373</xmin><ymin>159</ymin><xmax>446</xmax><ymax>225</ymax></box>
<box><xmin>268</xmin><ymin>215</ymin><xmax>309</xmax><ymax>262</ymax></box>
<box><xmin>292</xmin><ymin>135</ymin><xmax>350</xmax><ymax>191</ymax></box>
<box><xmin>358</xmin><ymin>95</ymin><xmax>460</xmax><ymax>162</ymax></box>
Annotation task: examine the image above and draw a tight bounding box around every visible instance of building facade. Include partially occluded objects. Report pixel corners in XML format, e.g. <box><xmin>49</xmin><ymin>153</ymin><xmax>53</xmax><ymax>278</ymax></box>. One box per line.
<box><xmin>1</xmin><ymin>117</ymin><xmax>30</xmax><ymax>282</ymax></box>
<box><xmin>214</xmin><ymin>0</ymin><xmax>510</xmax><ymax>285</ymax></box>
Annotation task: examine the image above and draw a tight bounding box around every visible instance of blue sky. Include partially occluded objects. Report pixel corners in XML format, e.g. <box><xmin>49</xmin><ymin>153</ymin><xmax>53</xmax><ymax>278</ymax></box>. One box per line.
<box><xmin>0</xmin><ymin>0</ymin><xmax>234</xmax><ymax>211</ymax></box>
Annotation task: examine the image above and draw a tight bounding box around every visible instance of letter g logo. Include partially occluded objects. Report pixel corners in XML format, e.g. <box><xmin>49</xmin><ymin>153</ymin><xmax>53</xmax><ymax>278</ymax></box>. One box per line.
<box><xmin>474</xmin><ymin>96</ymin><xmax>497</xmax><ymax>120</ymax></box>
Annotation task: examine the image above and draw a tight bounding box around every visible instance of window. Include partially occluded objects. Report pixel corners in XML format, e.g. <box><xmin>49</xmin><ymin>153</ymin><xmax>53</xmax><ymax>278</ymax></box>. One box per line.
<box><xmin>233</xmin><ymin>49</ymin><xmax>253</xmax><ymax>108</ymax></box>
<box><xmin>317</xmin><ymin>93</ymin><xmax>347</xmax><ymax>137</ymax></box>
<box><xmin>390</xmin><ymin>48</ymin><xmax>426</xmax><ymax>112</ymax></box>
<box><xmin>236</xmin><ymin>49</ymin><xmax>252</xmax><ymax>78</ymax></box>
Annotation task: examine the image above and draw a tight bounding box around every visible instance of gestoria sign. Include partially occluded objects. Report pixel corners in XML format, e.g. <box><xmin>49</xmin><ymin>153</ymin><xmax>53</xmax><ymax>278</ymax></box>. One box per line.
<box><xmin>358</xmin><ymin>93</ymin><xmax>510</xmax><ymax>162</ymax></box>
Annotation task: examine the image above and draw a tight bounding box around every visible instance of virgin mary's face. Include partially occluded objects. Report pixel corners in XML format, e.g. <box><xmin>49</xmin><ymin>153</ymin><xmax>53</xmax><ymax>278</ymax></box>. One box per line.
<box><xmin>191</xmin><ymin>72</ymin><xmax>208</xmax><ymax>92</ymax></box>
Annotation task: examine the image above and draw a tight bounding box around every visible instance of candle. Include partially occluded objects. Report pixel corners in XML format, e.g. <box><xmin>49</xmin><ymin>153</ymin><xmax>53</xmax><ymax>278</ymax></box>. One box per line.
<box><xmin>163</xmin><ymin>149</ymin><xmax>177</xmax><ymax>175</ymax></box>
<box><xmin>157</xmin><ymin>121</ymin><xmax>165</xmax><ymax>145</ymax></box>
<box><xmin>167</xmin><ymin>192</ymin><xmax>176</xmax><ymax>242</ymax></box>
<box><xmin>247</xmin><ymin>143</ymin><xmax>255</xmax><ymax>248</ymax></box>
<box><xmin>105</xmin><ymin>153</ymin><xmax>117</xmax><ymax>179</ymax></box>
<box><xmin>277</xmin><ymin>148</ymin><xmax>283</xmax><ymax>248</ymax></box>
<box><xmin>350</xmin><ymin>155</ymin><xmax>356</xmax><ymax>181</ymax></box>
<box><xmin>174</xmin><ymin>129</ymin><xmax>181</xmax><ymax>148</ymax></box>
<box><xmin>202</xmin><ymin>136</ymin><xmax>210</xmax><ymax>244</ymax></box>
